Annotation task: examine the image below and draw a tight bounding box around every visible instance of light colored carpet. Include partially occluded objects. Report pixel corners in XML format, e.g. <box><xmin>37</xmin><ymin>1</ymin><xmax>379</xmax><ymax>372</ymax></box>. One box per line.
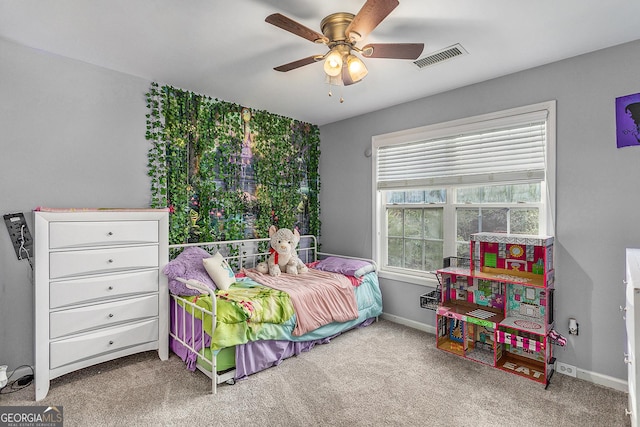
<box><xmin>0</xmin><ymin>320</ymin><xmax>630</xmax><ymax>427</ymax></box>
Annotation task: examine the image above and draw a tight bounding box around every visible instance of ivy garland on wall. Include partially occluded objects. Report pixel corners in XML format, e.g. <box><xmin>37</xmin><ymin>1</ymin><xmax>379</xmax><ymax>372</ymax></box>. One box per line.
<box><xmin>145</xmin><ymin>82</ymin><xmax>321</xmax><ymax>244</ymax></box>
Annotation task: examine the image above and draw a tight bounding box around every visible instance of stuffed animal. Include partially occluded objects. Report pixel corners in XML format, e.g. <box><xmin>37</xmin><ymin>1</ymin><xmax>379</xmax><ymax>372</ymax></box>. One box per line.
<box><xmin>256</xmin><ymin>225</ymin><xmax>308</xmax><ymax>276</ymax></box>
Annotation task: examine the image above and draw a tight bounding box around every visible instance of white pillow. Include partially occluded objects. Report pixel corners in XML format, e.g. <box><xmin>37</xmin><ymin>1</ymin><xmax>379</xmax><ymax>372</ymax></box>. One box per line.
<box><xmin>203</xmin><ymin>252</ymin><xmax>235</xmax><ymax>291</ymax></box>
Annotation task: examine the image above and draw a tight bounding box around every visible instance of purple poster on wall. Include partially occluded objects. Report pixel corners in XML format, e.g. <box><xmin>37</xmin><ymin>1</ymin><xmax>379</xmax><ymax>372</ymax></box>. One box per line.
<box><xmin>616</xmin><ymin>92</ymin><xmax>640</xmax><ymax>148</ymax></box>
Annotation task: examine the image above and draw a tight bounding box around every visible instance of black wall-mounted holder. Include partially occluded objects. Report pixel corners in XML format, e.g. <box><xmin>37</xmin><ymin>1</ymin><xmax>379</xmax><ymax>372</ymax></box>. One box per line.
<box><xmin>4</xmin><ymin>213</ymin><xmax>33</xmax><ymax>260</ymax></box>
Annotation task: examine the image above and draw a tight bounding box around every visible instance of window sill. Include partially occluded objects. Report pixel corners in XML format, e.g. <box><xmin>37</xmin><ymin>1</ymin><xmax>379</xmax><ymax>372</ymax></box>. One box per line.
<box><xmin>378</xmin><ymin>269</ymin><xmax>440</xmax><ymax>288</ymax></box>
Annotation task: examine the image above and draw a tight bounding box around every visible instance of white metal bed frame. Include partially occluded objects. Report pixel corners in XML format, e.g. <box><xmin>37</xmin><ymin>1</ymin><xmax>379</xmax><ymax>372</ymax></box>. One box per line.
<box><xmin>169</xmin><ymin>294</ymin><xmax>228</xmax><ymax>393</ymax></box>
<box><xmin>169</xmin><ymin>235</ymin><xmax>313</xmax><ymax>394</ymax></box>
<box><xmin>168</xmin><ymin>235</ymin><xmax>377</xmax><ymax>394</ymax></box>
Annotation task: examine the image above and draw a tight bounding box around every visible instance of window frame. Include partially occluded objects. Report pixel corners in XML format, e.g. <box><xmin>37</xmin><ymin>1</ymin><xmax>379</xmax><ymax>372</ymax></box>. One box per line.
<box><xmin>372</xmin><ymin>101</ymin><xmax>556</xmax><ymax>287</ymax></box>
<box><xmin>385</xmin><ymin>202</ymin><xmax>445</xmax><ymax>274</ymax></box>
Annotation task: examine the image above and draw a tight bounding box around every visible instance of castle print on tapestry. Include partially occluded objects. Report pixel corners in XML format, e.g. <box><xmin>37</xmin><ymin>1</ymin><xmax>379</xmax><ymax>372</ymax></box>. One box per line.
<box><xmin>146</xmin><ymin>83</ymin><xmax>321</xmax><ymax>244</ymax></box>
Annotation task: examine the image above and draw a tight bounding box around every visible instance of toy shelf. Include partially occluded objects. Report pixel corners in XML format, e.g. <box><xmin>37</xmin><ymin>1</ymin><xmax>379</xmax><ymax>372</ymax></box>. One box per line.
<box><xmin>496</xmin><ymin>353</ymin><xmax>551</xmax><ymax>384</ymax></box>
<box><xmin>496</xmin><ymin>329</ymin><xmax>545</xmax><ymax>352</ymax></box>
<box><xmin>420</xmin><ymin>257</ymin><xmax>470</xmax><ymax>312</ymax></box>
<box><xmin>436</xmin><ymin>314</ymin><xmax>497</xmax><ymax>366</ymax></box>
<box><xmin>436</xmin><ymin>266</ymin><xmax>473</xmax><ymax>277</ymax></box>
<box><xmin>434</xmin><ymin>232</ymin><xmax>556</xmax><ymax>388</ymax></box>
<box><xmin>500</xmin><ymin>316</ymin><xmax>549</xmax><ymax>335</ymax></box>
<box><xmin>437</xmin><ymin>304</ymin><xmax>504</xmax><ymax>325</ymax></box>
<box><xmin>470</xmin><ymin>269</ymin><xmax>550</xmax><ymax>288</ymax></box>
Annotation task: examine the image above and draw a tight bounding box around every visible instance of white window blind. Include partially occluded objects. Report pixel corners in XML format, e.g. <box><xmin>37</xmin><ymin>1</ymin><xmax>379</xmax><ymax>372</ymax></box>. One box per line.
<box><xmin>376</xmin><ymin>110</ymin><xmax>548</xmax><ymax>190</ymax></box>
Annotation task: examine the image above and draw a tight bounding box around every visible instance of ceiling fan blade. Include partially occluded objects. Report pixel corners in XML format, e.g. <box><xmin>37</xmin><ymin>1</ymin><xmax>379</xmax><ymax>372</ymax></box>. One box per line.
<box><xmin>361</xmin><ymin>43</ymin><xmax>424</xmax><ymax>59</ymax></box>
<box><xmin>266</xmin><ymin>13</ymin><xmax>328</xmax><ymax>44</ymax></box>
<box><xmin>345</xmin><ymin>0</ymin><xmax>399</xmax><ymax>42</ymax></box>
<box><xmin>274</xmin><ymin>55</ymin><xmax>322</xmax><ymax>72</ymax></box>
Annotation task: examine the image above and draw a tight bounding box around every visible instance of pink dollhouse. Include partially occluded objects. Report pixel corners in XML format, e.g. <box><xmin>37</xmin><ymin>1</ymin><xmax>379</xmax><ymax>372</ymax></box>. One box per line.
<box><xmin>434</xmin><ymin>232</ymin><xmax>555</xmax><ymax>387</ymax></box>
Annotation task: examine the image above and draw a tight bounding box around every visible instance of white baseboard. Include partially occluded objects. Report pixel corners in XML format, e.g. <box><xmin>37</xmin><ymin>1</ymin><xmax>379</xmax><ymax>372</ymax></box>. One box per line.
<box><xmin>380</xmin><ymin>312</ymin><xmax>629</xmax><ymax>394</ymax></box>
<box><xmin>380</xmin><ymin>312</ymin><xmax>436</xmax><ymax>334</ymax></box>
<box><xmin>575</xmin><ymin>368</ymin><xmax>627</xmax><ymax>393</ymax></box>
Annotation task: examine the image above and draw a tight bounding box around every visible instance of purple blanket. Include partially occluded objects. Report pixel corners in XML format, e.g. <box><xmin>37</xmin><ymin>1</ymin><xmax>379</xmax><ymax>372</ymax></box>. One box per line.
<box><xmin>171</xmin><ymin>301</ymin><xmax>375</xmax><ymax>378</ymax></box>
<box><xmin>235</xmin><ymin>339</ymin><xmax>329</xmax><ymax>379</ymax></box>
<box><xmin>235</xmin><ymin>317</ymin><xmax>375</xmax><ymax>379</ymax></box>
<box><xmin>170</xmin><ymin>302</ymin><xmax>211</xmax><ymax>371</ymax></box>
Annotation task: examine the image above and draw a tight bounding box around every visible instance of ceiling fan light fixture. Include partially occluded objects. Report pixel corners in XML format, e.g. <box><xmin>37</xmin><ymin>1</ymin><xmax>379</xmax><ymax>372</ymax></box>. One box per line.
<box><xmin>266</xmin><ymin>0</ymin><xmax>420</xmax><ymax>93</ymax></box>
<box><xmin>345</xmin><ymin>54</ymin><xmax>368</xmax><ymax>83</ymax></box>
<box><xmin>323</xmin><ymin>49</ymin><xmax>343</xmax><ymax>77</ymax></box>
<box><xmin>325</xmin><ymin>73</ymin><xmax>343</xmax><ymax>86</ymax></box>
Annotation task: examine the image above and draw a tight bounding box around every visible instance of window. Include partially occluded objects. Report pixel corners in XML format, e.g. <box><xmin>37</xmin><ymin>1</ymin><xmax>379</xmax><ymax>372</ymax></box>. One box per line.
<box><xmin>386</xmin><ymin>190</ymin><xmax>445</xmax><ymax>273</ymax></box>
<box><xmin>372</xmin><ymin>102</ymin><xmax>556</xmax><ymax>286</ymax></box>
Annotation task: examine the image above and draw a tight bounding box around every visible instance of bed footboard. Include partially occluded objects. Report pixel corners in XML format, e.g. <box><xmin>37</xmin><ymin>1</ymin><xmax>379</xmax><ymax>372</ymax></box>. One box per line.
<box><xmin>169</xmin><ymin>294</ymin><xmax>233</xmax><ymax>394</ymax></box>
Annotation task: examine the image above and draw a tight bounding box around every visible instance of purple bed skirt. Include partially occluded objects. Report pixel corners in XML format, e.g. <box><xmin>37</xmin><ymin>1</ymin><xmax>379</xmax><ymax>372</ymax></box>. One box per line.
<box><xmin>170</xmin><ymin>301</ymin><xmax>375</xmax><ymax>379</ymax></box>
<box><xmin>235</xmin><ymin>317</ymin><xmax>375</xmax><ymax>380</ymax></box>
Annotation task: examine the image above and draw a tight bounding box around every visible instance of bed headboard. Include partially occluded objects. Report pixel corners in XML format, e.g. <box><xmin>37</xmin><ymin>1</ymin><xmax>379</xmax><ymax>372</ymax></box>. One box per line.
<box><xmin>168</xmin><ymin>235</ymin><xmax>319</xmax><ymax>271</ymax></box>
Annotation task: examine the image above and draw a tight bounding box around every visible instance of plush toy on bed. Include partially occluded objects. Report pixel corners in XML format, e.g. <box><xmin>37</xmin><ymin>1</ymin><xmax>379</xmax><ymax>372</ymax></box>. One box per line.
<box><xmin>256</xmin><ymin>225</ymin><xmax>308</xmax><ymax>277</ymax></box>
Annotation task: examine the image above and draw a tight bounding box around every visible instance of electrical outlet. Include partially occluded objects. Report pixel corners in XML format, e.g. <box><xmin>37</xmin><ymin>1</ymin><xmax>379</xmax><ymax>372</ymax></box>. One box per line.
<box><xmin>3</xmin><ymin>213</ymin><xmax>33</xmax><ymax>260</ymax></box>
<box><xmin>556</xmin><ymin>361</ymin><xmax>577</xmax><ymax>378</ymax></box>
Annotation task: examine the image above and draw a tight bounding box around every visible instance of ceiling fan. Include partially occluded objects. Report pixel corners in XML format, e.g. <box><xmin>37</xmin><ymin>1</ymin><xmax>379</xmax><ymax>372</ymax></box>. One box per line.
<box><xmin>265</xmin><ymin>0</ymin><xmax>424</xmax><ymax>89</ymax></box>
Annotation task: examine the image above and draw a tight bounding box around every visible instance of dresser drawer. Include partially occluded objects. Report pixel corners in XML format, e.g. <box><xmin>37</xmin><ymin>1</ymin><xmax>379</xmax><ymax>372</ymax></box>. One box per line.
<box><xmin>50</xmin><ymin>294</ymin><xmax>158</xmax><ymax>339</ymax></box>
<box><xmin>50</xmin><ymin>270</ymin><xmax>159</xmax><ymax>309</ymax></box>
<box><xmin>49</xmin><ymin>221</ymin><xmax>158</xmax><ymax>249</ymax></box>
<box><xmin>49</xmin><ymin>319</ymin><xmax>159</xmax><ymax>369</ymax></box>
<box><xmin>50</xmin><ymin>246</ymin><xmax>158</xmax><ymax>279</ymax></box>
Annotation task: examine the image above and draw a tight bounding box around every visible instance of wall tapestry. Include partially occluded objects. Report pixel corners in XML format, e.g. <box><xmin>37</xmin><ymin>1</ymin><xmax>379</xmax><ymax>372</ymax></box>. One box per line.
<box><xmin>616</xmin><ymin>92</ymin><xmax>640</xmax><ymax>148</ymax></box>
<box><xmin>145</xmin><ymin>83</ymin><xmax>321</xmax><ymax>244</ymax></box>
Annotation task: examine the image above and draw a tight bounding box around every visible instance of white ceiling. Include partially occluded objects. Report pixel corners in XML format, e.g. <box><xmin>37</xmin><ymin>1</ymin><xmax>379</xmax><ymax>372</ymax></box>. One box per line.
<box><xmin>2</xmin><ymin>0</ymin><xmax>640</xmax><ymax>126</ymax></box>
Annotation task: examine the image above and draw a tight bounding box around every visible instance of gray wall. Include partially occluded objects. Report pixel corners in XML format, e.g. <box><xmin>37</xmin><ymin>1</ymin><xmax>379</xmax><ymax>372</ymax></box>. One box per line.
<box><xmin>319</xmin><ymin>39</ymin><xmax>640</xmax><ymax>381</ymax></box>
<box><xmin>0</xmin><ymin>39</ymin><xmax>152</xmax><ymax>371</ymax></box>
<box><xmin>2</xmin><ymin>34</ymin><xmax>639</xmax><ymax>384</ymax></box>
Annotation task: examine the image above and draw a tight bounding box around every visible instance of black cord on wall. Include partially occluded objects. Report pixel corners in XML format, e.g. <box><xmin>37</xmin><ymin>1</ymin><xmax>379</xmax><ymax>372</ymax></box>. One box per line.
<box><xmin>0</xmin><ymin>365</ymin><xmax>34</xmax><ymax>394</ymax></box>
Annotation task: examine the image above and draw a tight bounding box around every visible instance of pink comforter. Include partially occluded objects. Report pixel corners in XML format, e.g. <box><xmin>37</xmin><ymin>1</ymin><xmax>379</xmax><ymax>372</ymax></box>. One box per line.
<box><xmin>243</xmin><ymin>268</ymin><xmax>359</xmax><ymax>336</ymax></box>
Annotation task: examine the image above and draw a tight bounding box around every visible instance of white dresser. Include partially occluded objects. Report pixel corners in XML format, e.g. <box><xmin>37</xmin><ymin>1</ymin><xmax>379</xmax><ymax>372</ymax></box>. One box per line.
<box><xmin>34</xmin><ymin>209</ymin><xmax>169</xmax><ymax>401</ymax></box>
<box><xmin>626</xmin><ymin>248</ymin><xmax>640</xmax><ymax>426</ymax></box>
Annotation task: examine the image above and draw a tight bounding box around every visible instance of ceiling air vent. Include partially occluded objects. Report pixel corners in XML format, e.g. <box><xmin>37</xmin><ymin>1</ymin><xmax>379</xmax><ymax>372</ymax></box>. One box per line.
<box><xmin>413</xmin><ymin>43</ymin><xmax>467</xmax><ymax>69</ymax></box>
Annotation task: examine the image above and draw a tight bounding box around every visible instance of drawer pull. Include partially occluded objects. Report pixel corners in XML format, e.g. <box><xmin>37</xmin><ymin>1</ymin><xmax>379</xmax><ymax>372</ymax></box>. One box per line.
<box><xmin>107</xmin><ymin>231</ymin><xmax>114</xmax><ymax>236</ymax></box>
<box><xmin>108</xmin><ymin>313</ymin><xmax>114</xmax><ymax>318</ymax></box>
<box><xmin>109</xmin><ymin>340</ymin><xmax>114</xmax><ymax>345</ymax></box>
<box><xmin>108</xmin><ymin>286</ymin><xmax>113</xmax><ymax>291</ymax></box>
<box><xmin>108</xmin><ymin>259</ymin><xmax>114</xmax><ymax>264</ymax></box>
